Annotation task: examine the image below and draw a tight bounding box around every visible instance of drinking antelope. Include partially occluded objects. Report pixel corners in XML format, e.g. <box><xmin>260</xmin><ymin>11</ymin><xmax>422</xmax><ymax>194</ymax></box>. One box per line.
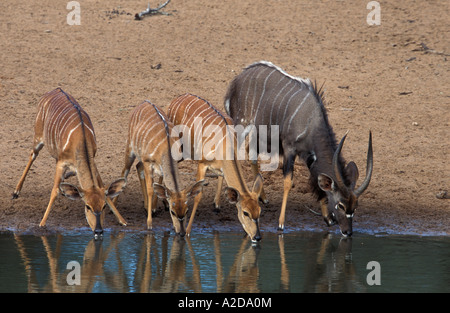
<box><xmin>224</xmin><ymin>61</ymin><xmax>373</xmax><ymax>236</ymax></box>
<box><xmin>12</xmin><ymin>88</ymin><xmax>127</xmax><ymax>237</ymax></box>
<box><xmin>114</xmin><ymin>100</ymin><xmax>205</xmax><ymax>235</ymax></box>
<box><xmin>167</xmin><ymin>93</ymin><xmax>264</xmax><ymax>242</ymax></box>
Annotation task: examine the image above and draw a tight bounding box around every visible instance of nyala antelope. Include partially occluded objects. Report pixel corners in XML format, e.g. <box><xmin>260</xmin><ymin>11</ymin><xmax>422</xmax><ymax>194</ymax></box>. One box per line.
<box><xmin>12</xmin><ymin>88</ymin><xmax>127</xmax><ymax>237</ymax></box>
<box><xmin>114</xmin><ymin>100</ymin><xmax>205</xmax><ymax>235</ymax></box>
<box><xmin>224</xmin><ymin>61</ymin><xmax>373</xmax><ymax>236</ymax></box>
<box><xmin>167</xmin><ymin>93</ymin><xmax>264</xmax><ymax>242</ymax></box>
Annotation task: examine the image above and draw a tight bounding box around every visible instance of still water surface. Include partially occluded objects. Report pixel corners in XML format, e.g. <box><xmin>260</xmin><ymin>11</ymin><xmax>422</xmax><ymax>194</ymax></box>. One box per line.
<box><xmin>1</xmin><ymin>231</ymin><xmax>449</xmax><ymax>293</ymax></box>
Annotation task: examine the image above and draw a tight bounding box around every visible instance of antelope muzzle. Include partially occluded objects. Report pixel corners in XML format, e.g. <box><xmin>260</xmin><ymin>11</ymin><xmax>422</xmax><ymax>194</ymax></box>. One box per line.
<box><xmin>93</xmin><ymin>212</ymin><xmax>104</xmax><ymax>240</ymax></box>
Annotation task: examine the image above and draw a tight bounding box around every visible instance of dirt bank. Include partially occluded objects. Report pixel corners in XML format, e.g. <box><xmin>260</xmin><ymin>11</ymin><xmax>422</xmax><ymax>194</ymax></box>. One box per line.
<box><xmin>0</xmin><ymin>0</ymin><xmax>448</xmax><ymax>236</ymax></box>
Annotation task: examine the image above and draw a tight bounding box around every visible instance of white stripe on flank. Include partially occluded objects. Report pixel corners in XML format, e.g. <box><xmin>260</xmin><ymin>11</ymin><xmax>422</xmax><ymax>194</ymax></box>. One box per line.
<box><xmin>253</xmin><ymin>68</ymin><xmax>277</xmax><ymax>123</ymax></box>
<box><xmin>184</xmin><ymin>104</ymin><xmax>209</xmax><ymax>126</ymax></box>
<box><xmin>172</xmin><ymin>94</ymin><xmax>190</xmax><ymax>122</ymax></box>
<box><xmin>261</xmin><ymin>74</ymin><xmax>287</xmax><ymax>125</ymax></box>
<box><xmin>147</xmin><ymin>128</ymin><xmax>166</xmax><ymax>158</ymax></box>
<box><xmin>243</xmin><ymin>68</ymin><xmax>259</xmax><ymax>118</ymax></box>
<box><xmin>281</xmin><ymin>87</ymin><xmax>303</xmax><ymax>123</ymax></box>
<box><xmin>274</xmin><ymin>82</ymin><xmax>297</xmax><ymax>125</ymax></box>
<box><xmin>83</xmin><ymin>122</ymin><xmax>96</xmax><ymax>141</ymax></box>
<box><xmin>249</xmin><ymin>67</ymin><xmax>270</xmax><ymax>118</ymax></box>
<box><xmin>58</xmin><ymin>111</ymin><xmax>79</xmax><ymax>143</ymax></box>
<box><xmin>287</xmin><ymin>92</ymin><xmax>311</xmax><ymax>132</ymax></box>
<box><xmin>269</xmin><ymin>79</ymin><xmax>293</xmax><ymax>126</ymax></box>
<box><xmin>180</xmin><ymin>97</ymin><xmax>201</xmax><ymax>124</ymax></box>
<box><xmin>62</xmin><ymin>123</ymin><xmax>81</xmax><ymax>151</ymax></box>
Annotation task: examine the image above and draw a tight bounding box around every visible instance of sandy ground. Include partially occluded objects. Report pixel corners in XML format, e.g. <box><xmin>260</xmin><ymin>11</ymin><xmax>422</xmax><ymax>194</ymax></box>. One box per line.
<box><xmin>0</xmin><ymin>0</ymin><xmax>448</xmax><ymax>236</ymax></box>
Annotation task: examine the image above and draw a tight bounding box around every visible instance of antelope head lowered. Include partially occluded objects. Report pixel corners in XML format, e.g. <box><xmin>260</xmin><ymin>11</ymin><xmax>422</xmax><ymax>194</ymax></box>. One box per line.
<box><xmin>224</xmin><ymin>61</ymin><xmax>374</xmax><ymax>236</ymax></box>
<box><xmin>114</xmin><ymin>100</ymin><xmax>206</xmax><ymax>236</ymax></box>
<box><xmin>318</xmin><ymin>132</ymin><xmax>373</xmax><ymax>236</ymax></box>
<box><xmin>59</xmin><ymin>179</ymin><xmax>127</xmax><ymax>237</ymax></box>
<box><xmin>12</xmin><ymin>88</ymin><xmax>128</xmax><ymax>238</ymax></box>
<box><xmin>167</xmin><ymin>93</ymin><xmax>264</xmax><ymax>242</ymax></box>
<box><xmin>152</xmin><ymin>181</ymin><xmax>206</xmax><ymax>236</ymax></box>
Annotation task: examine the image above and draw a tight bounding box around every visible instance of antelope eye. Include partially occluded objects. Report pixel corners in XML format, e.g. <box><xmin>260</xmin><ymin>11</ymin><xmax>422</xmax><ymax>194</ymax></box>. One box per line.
<box><xmin>243</xmin><ymin>211</ymin><xmax>250</xmax><ymax>217</ymax></box>
<box><xmin>338</xmin><ymin>203</ymin><xmax>345</xmax><ymax>210</ymax></box>
<box><xmin>86</xmin><ymin>205</ymin><xmax>93</xmax><ymax>212</ymax></box>
<box><xmin>170</xmin><ymin>210</ymin><xmax>176</xmax><ymax>217</ymax></box>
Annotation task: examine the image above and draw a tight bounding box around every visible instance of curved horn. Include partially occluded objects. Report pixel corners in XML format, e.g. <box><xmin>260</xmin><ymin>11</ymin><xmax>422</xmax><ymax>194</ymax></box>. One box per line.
<box><xmin>333</xmin><ymin>132</ymin><xmax>348</xmax><ymax>190</ymax></box>
<box><xmin>355</xmin><ymin>131</ymin><xmax>373</xmax><ymax>196</ymax></box>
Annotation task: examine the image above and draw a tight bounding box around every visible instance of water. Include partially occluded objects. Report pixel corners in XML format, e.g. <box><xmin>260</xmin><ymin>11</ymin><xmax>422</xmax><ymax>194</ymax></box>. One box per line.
<box><xmin>0</xmin><ymin>230</ymin><xmax>449</xmax><ymax>293</ymax></box>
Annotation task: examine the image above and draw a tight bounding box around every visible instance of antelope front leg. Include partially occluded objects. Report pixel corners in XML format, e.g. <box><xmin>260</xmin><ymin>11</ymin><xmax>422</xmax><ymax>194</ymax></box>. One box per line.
<box><xmin>136</xmin><ymin>161</ymin><xmax>149</xmax><ymax>210</ymax></box>
<box><xmin>278</xmin><ymin>173</ymin><xmax>293</xmax><ymax>232</ymax></box>
<box><xmin>143</xmin><ymin>163</ymin><xmax>155</xmax><ymax>230</ymax></box>
<box><xmin>112</xmin><ymin>148</ymin><xmax>135</xmax><ymax>207</ymax></box>
<box><xmin>186</xmin><ymin>162</ymin><xmax>208</xmax><ymax>236</ymax></box>
<box><xmin>152</xmin><ymin>176</ymin><xmax>163</xmax><ymax>210</ymax></box>
<box><xmin>12</xmin><ymin>142</ymin><xmax>44</xmax><ymax>199</ymax></box>
<box><xmin>106</xmin><ymin>198</ymin><xmax>127</xmax><ymax>226</ymax></box>
<box><xmin>94</xmin><ymin>164</ymin><xmax>127</xmax><ymax>226</ymax></box>
<box><xmin>39</xmin><ymin>161</ymin><xmax>65</xmax><ymax>227</ymax></box>
<box><xmin>278</xmin><ymin>153</ymin><xmax>295</xmax><ymax>232</ymax></box>
<box><xmin>213</xmin><ymin>175</ymin><xmax>223</xmax><ymax>213</ymax></box>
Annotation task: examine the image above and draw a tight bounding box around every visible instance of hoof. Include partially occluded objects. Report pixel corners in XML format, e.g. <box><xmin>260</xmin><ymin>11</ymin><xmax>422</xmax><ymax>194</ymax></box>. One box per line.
<box><xmin>11</xmin><ymin>192</ymin><xmax>19</xmax><ymax>200</ymax></box>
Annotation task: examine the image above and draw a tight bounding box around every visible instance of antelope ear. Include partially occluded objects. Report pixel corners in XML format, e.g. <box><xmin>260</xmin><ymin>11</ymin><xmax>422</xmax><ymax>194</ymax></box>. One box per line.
<box><xmin>153</xmin><ymin>183</ymin><xmax>170</xmax><ymax>200</ymax></box>
<box><xmin>225</xmin><ymin>187</ymin><xmax>240</xmax><ymax>204</ymax></box>
<box><xmin>60</xmin><ymin>182</ymin><xmax>83</xmax><ymax>200</ymax></box>
<box><xmin>251</xmin><ymin>174</ymin><xmax>264</xmax><ymax>196</ymax></box>
<box><xmin>345</xmin><ymin>162</ymin><xmax>359</xmax><ymax>190</ymax></box>
<box><xmin>187</xmin><ymin>180</ymin><xmax>206</xmax><ymax>198</ymax></box>
<box><xmin>106</xmin><ymin>178</ymin><xmax>127</xmax><ymax>198</ymax></box>
<box><xmin>318</xmin><ymin>173</ymin><xmax>335</xmax><ymax>192</ymax></box>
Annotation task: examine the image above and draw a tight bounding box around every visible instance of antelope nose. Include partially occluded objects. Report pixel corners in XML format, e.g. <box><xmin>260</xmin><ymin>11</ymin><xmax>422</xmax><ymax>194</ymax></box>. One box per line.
<box><xmin>252</xmin><ymin>234</ymin><xmax>262</xmax><ymax>242</ymax></box>
<box><xmin>94</xmin><ymin>228</ymin><xmax>103</xmax><ymax>239</ymax></box>
<box><xmin>342</xmin><ymin>230</ymin><xmax>352</xmax><ymax>237</ymax></box>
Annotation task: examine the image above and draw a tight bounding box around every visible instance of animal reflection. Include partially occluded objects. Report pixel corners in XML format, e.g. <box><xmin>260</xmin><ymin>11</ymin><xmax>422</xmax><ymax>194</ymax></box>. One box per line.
<box><xmin>214</xmin><ymin>233</ymin><xmax>261</xmax><ymax>292</ymax></box>
<box><xmin>133</xmin><ymin>233</ymin><xmax>202</xmax><ymax>292</ymax></box>
<box><xmin>303</xmin><ymin>233</ymin><xmax>365</xmax><ymax>292</ymax></box>
<box><xmin>13</xmin><ymin>232</ymin><xmax>365</xmax><ymax>293</ymax></box>
<box><xmin>14</xmin><ymin>233</ymin><xmax>128</xmax><ymax>292</ymax></box>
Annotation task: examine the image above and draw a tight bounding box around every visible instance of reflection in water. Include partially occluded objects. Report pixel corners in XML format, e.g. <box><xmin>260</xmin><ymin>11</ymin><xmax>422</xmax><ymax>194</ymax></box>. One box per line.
<box><xmin>304</xmin><ymin>234</ymin><xmax>365</xmax><ymax>292</ymax></box>
<box><xmin>215</xmin><ymin>233</ymin><xmax>261</xmax><ymax>293</ymax></box>
<box><xmin>4</xmin><ymin>231</ymin><xmax>450</xmax><ymax>293</ymax></box>
<box><xmin>14</xmin><ymin>233</ymin><xmax>130</xmax><ymax>292</ymax></box>
<box><xmin>133</xmin><ymin>233</ymin><xmax>202</xmax><ymax>292</ymax></box>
